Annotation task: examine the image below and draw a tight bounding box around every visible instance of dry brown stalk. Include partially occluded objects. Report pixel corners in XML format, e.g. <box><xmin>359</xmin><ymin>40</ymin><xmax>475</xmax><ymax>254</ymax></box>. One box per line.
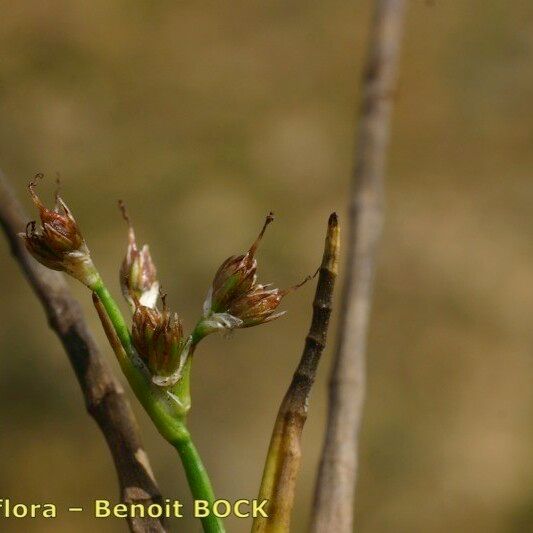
<box><xmin>311</xmin><ymin>1</ymin><xmax>407</xmax><ymax>531</ymax></box>
<box><xmin>252</xmin><ymin>213</ymin><xmax>340</xmax><ymax>533</ymax></box>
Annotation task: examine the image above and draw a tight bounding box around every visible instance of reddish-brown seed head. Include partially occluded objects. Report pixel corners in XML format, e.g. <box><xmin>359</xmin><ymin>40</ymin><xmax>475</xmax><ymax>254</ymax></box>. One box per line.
<box><xmin>20</xmin><ymin>175</ymin><xmax>96</xmax><ymax>286</ymax></box>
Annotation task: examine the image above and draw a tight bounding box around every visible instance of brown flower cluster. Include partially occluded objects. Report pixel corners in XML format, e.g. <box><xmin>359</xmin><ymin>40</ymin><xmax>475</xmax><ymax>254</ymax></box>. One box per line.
<box><xmin>201</xmin><ymin>213</ymin><xmax>309</xmax><ymax>333</ymax></box>
<box><xmin>20</xmin><ymin>175</ymin><xmax>98</xmax><ymax>287</ymax></box>
<box><xmin>21</xmin><ymin>178</ymin><xmax>309</xmax><ymax>388</ymax></box>
<box><xmin>132</xmin><ymin>294</ymin><xmax>191</xmax><ymax>387</ymax></box>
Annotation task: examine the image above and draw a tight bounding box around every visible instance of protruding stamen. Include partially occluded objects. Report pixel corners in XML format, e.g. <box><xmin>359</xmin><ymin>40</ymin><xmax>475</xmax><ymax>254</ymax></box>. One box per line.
<box><xmin>54</xmin><ymin>174</ymin><xmax>62</xmax><ymax>205</ymax></box>
<box><xmin>118</xmin><ymin>199</ymin><xmax>131</xmax><ymax>226</ymax></box>
<box><xmin>118</xmin><ymin>199</ymin><xmax>136</xmax><ymax>245</ymax></box>
<box><xmin>28</xmin><ymin>173</ymin><xmax>45</xmax><ymax>208</ymax></box>
<box><xmin>159</xmin><ymin>288</ymin><xmax>170</xmax><ymax>322</ymax></box>
<box><xmin>281</xmin><ymin>274</ymin><xmax>313</xmax><ymax>296</ymax></box>
<box><xmin>248</xmin><ymin>211</ymin><xmax>275</xmax><ymax>257</ymax></box>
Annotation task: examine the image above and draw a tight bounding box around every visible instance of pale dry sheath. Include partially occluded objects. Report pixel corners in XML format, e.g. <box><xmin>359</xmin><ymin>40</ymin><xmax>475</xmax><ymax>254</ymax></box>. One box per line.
<box><xmin>0</xmin><ymin>172</ymin><xmax>165</xmax><ymax>533</ymax></box>
<box><xmin>312</xmin><ymin>1</ymin><xmax>407</xmax><ymax>531</ymax></box>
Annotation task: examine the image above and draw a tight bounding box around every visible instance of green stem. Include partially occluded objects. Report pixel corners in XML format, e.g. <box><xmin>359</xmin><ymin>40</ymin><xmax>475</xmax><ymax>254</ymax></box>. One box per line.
<box><xmin>192</xmin><ymin>319</ymin><xmax>208</xmax><ymax>345</ymax></box>
<box><xmin>172</xmin><ymin>431</ymin><xmax>225</xmax><ymax>533</ymax></box>
<box><xmin>91</xmin><ymin>276</ymin><xmax>224</xmax><ymax>533</ymax></box>
<box><xmin>92</xmin><ymin>278</ymin><xmax>135</xmax><ymax>355</ymax></box>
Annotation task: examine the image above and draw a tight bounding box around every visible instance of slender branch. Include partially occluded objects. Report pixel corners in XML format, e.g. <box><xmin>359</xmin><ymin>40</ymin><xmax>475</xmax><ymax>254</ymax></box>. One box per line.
<box><xmin>0</xmin><ymin>172</ymin><xmax>165</xmax><ymax>533</ymax></box>
<box><xmin>252</xmin><ymin>213</ymin><xmax>340</xmax><ymax>533</ymax></box>
<box><xmin>93</xmin><ymin>283</ymin><xmax>224</xmax><ymax>533</ymax></box>
<box><xmin>172</xmin><ymin>437</ymin><xmax>224</xmax><ymax>533</ymax></box>
<box><xmin>311</xmin><ymin>1</ymin><xmax>407</xmax><ymax>531</ymax></box>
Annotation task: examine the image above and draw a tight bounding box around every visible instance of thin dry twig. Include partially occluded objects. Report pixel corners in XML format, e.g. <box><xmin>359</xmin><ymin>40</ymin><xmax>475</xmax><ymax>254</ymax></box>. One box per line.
<box><xmin>252</xmin><ymin>213</ymin><xmax>340</xmax><ymax>533</ymax></box>
<box><xmin>311</xmin><ymin>1</ymin><xmax>407</xmax><ymax>531</ymax></box>
<box><xmin>0</xmin><ymin>172</ymin><xmax>165</xmax><ymax>533</ymax></box>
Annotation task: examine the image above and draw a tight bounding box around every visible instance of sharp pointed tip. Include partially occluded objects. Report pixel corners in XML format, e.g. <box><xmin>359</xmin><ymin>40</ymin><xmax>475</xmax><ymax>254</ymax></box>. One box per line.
<box><xmin>248</xmin><ymin>212</ymin><xmax>275</xmax><ymax>256</ymax></box>
<box><xmin>328</xmin><ymin>212</ymin><xmax>338</xmax><ymax>226</ymax></box>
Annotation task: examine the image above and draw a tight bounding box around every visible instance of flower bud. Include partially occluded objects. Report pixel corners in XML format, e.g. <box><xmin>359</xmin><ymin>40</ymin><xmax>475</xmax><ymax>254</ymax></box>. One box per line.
<box><xmin>119</xmin><ymin>201</ymin><xmax>159</xmax><ymax>311</ymax></box>
<box><xmin>131</xmin><ymin>296</ymin><xmax>191</xmax><ymax>387</ymax></box>
<box><xmin>203</xmin><ymin>212</ymin><xmax>273</xmax><ymax>316</ymax></box>
<box><xmin>198</xmin><ymin>213</ymin><xmax>310</xmax><ymax>336</ymax></box>
<box><xmin>20</xmin><ymin>175</ymin><xmax>98</xmax><ymax>287</ymax></box>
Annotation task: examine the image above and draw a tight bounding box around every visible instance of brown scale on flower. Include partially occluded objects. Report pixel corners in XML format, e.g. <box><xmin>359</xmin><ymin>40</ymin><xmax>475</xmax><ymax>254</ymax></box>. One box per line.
<box><xmin>201</xmin><ymin>213</ymin><xmax>310</xmax><ymax>333</ymax></box>
<box><xmin>227</xmin><ymin>277</ymin><xmax>312</xmax><ymax>328</ymax></box>
<box><xmin>132</xmin><ymin>292</ymin><xmax>191</xmax><ymax>386</ymax></box>
<box><xmin>20</xmin><ymin>174</ymin><xmax>97</xmax><ymax>287</ymax></box>
<box><xmin>119</xmin><ymin>200</ymin><xmax>159</xmax><ymax>310</ymax></box>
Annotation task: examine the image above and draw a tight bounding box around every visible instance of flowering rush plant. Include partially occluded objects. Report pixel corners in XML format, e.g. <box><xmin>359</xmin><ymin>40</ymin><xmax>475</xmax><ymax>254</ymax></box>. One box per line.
<box><xmin>21</xmin><ymin>175</ymin><xmax>319</xmax><ymax>533</ymax></box>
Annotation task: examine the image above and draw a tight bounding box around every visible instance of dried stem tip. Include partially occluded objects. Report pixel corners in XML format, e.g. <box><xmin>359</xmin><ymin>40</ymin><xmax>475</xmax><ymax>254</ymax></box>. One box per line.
<box><xmin>252</xmin><ymin>212</ymin><xmax>340</xmax><ymax>533</ymax></box>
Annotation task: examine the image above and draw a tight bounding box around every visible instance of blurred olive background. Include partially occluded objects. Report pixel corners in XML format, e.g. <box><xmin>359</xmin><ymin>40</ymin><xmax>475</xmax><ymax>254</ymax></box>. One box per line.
<box><xmin>1</xmin><ymin>1</ymin><xmax>533</xmax><ymax>532</ymax></box>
